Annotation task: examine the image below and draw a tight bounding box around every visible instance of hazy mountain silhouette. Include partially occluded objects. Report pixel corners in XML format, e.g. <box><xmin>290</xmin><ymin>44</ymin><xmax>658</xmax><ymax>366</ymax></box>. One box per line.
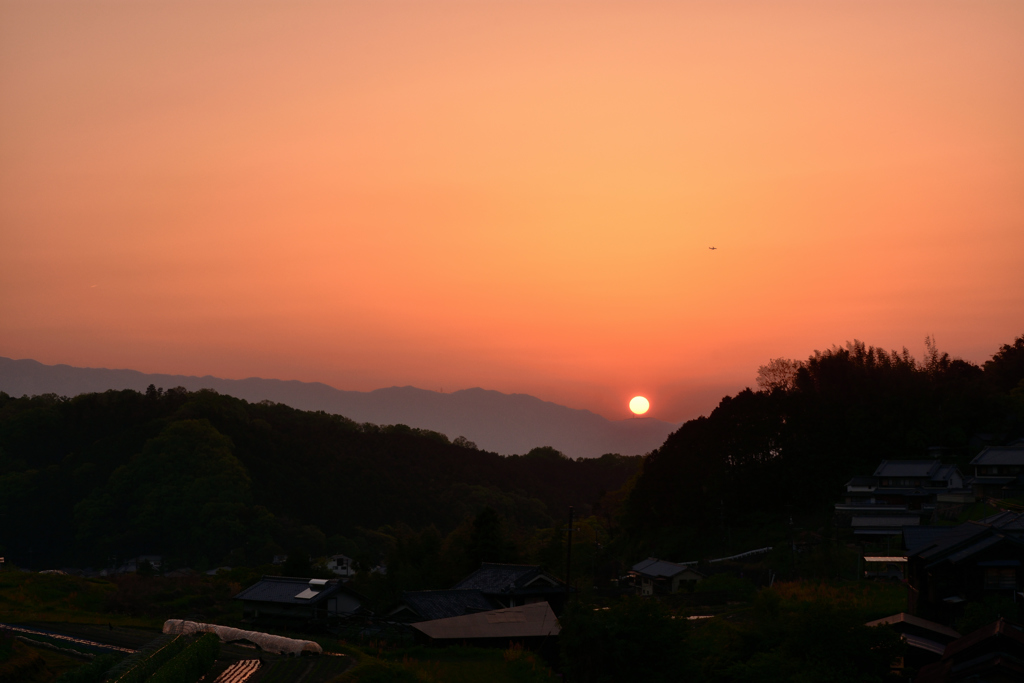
<box><xmin>0</xmin><ymin>357</ymin><xmax>679</xmax><ymax>458</ymax></box>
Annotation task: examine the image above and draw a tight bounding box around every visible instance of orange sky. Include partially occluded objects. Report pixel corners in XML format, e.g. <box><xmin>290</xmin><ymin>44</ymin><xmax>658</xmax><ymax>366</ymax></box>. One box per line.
<box><xmin>2</xmin><ymin>1</ymin><xmax>1023</xmax><ymax>422</ymax></box>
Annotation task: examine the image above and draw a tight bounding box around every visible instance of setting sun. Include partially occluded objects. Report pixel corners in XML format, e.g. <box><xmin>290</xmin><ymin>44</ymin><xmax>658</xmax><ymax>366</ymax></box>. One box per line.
<box><xmin>629</xmin><ymin>396</ymin><xmax>650</xmax><ymax>416</ymax></box>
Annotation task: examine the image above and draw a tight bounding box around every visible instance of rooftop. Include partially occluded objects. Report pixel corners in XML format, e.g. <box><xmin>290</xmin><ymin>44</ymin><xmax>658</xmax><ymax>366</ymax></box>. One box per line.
<box><xmin>453</xmin><ymin>563</ymin><xmax>562</xmax><ymax>594</ymax></box>
<box><xmin>970</xmin><ymin>447</ymin><xmax>1024</xmax><ymax>466</ymax></box>
<box><xmin>864</xmin><ymin>613</ymin><xmax>961</xmax><ymax>640</ymax></box>
<box><xmin>233</xmin><ymin>576</ymin><xmax>340</xmax><ymax>605</ymax></box>
<box><xmin>411</xmin><ymin>602</ymin><xmax>560</xmax><ymax>641</ymax></box>
<box><xmin>630</xmin><ymin>557</ymin><xmax>692</xmax><ymax>579</ymax></box>
<box><xmin>874</xmin><ymin>460</ymin><xmax>943</xmax><ymax>478</ymax></box>
<box><xmin>398</xmin><ymin>589</ymin><xmax>496</xmax><ymax>622</ymax></box>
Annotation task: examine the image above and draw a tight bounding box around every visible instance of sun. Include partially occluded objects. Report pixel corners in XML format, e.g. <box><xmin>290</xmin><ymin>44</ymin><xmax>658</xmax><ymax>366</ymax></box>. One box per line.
<box><xmin>629</xmin><ymin>396</ymin><xmax>650</xmax><ymax>416</ymax></box>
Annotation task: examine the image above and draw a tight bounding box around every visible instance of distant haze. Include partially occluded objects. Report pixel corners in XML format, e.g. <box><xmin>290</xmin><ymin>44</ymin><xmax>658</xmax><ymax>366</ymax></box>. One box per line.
<box><xmin>0</xmin><ymin>357</ymin><xmax>679</xmax><ymax>459</ymax></box>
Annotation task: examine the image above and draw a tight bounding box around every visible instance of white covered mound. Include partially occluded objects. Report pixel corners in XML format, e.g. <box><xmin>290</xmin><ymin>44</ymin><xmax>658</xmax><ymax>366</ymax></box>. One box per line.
<box><xmin>162</xmin><ymin>619</ymin><xmax>322</xmax><ymax>656</ymax></box>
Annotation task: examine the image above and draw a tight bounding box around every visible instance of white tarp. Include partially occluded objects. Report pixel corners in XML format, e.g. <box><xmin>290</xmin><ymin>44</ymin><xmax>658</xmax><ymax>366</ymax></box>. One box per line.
<box><xmin>162</xmin><ymin>620</ymin><xmax>322</xmax><ymax>656</ymax></box>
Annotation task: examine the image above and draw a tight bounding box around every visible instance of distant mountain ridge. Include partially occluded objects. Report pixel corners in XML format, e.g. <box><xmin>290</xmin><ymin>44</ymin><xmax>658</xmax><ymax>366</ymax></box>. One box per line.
<box><xmin>0</xmin><ymin>357</ymin><xmax>679</xmax><ymax>458</ymax></box>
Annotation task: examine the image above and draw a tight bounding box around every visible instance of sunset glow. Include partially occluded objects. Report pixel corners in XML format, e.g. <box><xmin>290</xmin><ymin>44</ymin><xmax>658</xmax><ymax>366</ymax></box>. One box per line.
<box><xmin>1</xmin><ymin>1</ymin><xmax>1022</xmax><ymax>422</ymax></box>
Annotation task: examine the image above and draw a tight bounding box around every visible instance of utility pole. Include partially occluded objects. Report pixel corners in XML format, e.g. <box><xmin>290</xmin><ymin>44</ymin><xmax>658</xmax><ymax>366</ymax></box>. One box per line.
<box><xmin>564</xmin><ymin>506</ymin><xmax>574</xmax><ymax>602</ymax></box>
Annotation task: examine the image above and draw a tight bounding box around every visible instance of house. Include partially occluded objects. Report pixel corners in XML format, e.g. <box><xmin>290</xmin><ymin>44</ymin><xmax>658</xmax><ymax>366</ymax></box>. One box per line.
<box><xmin>968</xmin><ymin>446</ymin><xmax>1024</xmax><ymax>500</ymax></box>
<box><xmin>389</xmin><ymin>589</ymin><xmax>498</xmax><ymax>623</ymax></box>
<box><xmin>916</xmin><ymin>618</ymin><xmax>1024</xmax><ymax>682</ymax></box>
<box><xmin>452</xmin><ymin>563</ymin><xmax>568</xmax><ymax>614</ymax></box>
<box><xmin>865</xmin><ymin>613</ymin><xmax>961</xmax><ymax>671</ymax></box>
<box><xmin>409</xmin><ymin>602</ymin><xmax>560</xmax><ymax>653</ymax></box>
<box><xmin>906</xmin><ymin>511</ymin><xmax>1024</xmax><ymax>622</ymax></box>
<box><xmin>325</xmin><ymin>554</ymin><xmax>355</xmax><ymax>578</ymax></box>
<box><xmin>234</xmin><ymin>576</ymin><xmax>367</xmax><ymax>621</ymax></box>
<box><xmin>629</xmin><ymin>558</ymin><xmax>705</xmax><ymax>595</ymax></box>
<box><xmin>390</xmin><ymin>564</ymin><xmax>567</xmax><ymax>623</ymax></box>
<box><xmin>835</xmin><ymin>460</ymin><xmax>970</xmax><ymax>538</ymax></box>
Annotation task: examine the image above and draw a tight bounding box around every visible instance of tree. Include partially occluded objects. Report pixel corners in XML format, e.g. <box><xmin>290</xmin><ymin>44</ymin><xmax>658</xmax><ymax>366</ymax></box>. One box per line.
<box><xmin>756</xmin><ymin>358</ymin><xmax>803</xmax><ymax>392</ymax></box>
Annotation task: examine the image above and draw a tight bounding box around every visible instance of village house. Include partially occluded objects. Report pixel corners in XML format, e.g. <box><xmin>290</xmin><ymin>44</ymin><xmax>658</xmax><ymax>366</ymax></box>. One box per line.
<box><xmin>234</xmin><ymin>576</ymin><xmax>367</xmax><ymax>622</ymax></box>
<box><xmin>864</xmin><ymin>613</ymin><xmax>961</xmax><ymax>672</ymax></box>
<box><xmin>389</xmin><ymin>589</ymin><xmax>497</xmax><ymax>622</ymax></box>
<box><xmin>325</xmin><ymin>554</ymin><xmax>355</xmax><ymax>578</ymax></box>
<box><xmin>409</xmin><ymin>602</ymin><xmax>560</xmax><ymax>657</ymax></box>
<box><xmin>835</xmin><ymin>460</ymin><xmax>970</xmax><ymax>538</ymax></box>
<box><xmin>390</xmin><ymin>563</ymin><xmax>568</xmax><ymax>622</ymax></box>
<box><xmin>968</xmin><ymin>446</ymin><xmax>1024</xmax><ymax>500</ymax></box>
<box><xmin>629</xmin><ymin>558</ymin><xmax>705</xmax><ymax>595</ymax></box>
<box><xmin>906</xmin><ymin>511</ymin><xmax>1024</xmax><ymax>622</ymax></box>
<box><xmin>917</xmin><ymin>618</ymin><xmax>1024</xmax><ymax>682</ymax></box>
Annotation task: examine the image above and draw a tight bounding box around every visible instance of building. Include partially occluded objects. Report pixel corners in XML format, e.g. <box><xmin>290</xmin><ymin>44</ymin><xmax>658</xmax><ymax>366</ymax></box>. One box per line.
<box><xmin>906</xmin><ymin>511</ymin><xmax>1024</xmax><ymax>622</ymax></box>
<box><xmin>389</xmin><ymin>589</ymin><xmax>497</xmax><ymax>622</ymax></box>
<box><xmin>234</xmin><ymin>576</ymin><xmax>366</xmax><ymax>621</ymax></box>
<box><xmin>452</xmin><ymin>563</ymin><xmax>568</xmax><ymax>613</ymax></box>
<box><xmin>968</xmin><ymin>446</ymin><xmax>1024</xmax><ymax>500</ymax></box>
<box><xmin>410</xmin><ymin>602</ymin><xmax>560</xmax><ymax>653</ymax></box>
<box><xmin>865</xmin><ymin>613</ymin><xmax>961</xmax><ymax>672</ymax></box>
<box><xmin>325</xmin><ymin>554</ymin><xmax>355</xmax><ymax>578</ymax></box>
<box><xmin>916</xmin><ymin>618</ymin><xmax>1024</xmax><ymax>682</ymax></box>
<box><xmin>835</xmin><ymin>460</ymin><xmax>970</xmax><ymax>538</ymax></box>
<box><xmin>629</xmin><ymin>558</ymin><xmax>705</xmax><ymax>595</ymax></box>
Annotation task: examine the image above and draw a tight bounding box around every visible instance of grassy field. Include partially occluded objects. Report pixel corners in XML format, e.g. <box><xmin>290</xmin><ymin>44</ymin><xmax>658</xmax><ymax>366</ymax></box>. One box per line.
<box><xmin>0</xmin><ymin>570</ymin><xmax>243</xmax><ymax>628</ymax></box>
<box><xmin>0</xmin><ymin>571</ymin><xmax>155</xmax><ymax>628</ymax></box>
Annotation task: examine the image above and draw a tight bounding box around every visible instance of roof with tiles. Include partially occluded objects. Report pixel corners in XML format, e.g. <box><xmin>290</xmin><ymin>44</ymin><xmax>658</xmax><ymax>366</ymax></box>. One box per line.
<box><xmin>398</xmin><ymin>589</ymin><xmax>497</xmax><ymax>622</ymax></box>
<box><xmin>970</xmin><ymin>447</ymin><xmax>1024</xmax><ymax>466</ymax></box>
<box><xmin>864</xmin><ymin>612</ymin><xmax>961</xmax><ymax>640</ymax></box>
<box><xmin>909</xmin><ymin>512</ymin><xmax>1024</xmax><ymax>566</ymax></box>
<box><xmin>873</xmin><ymin>460</ymin><xmax>943</xmax><ymax>478</ymax></box>
<box><xmin>453</xmin><ymin>563</ymin><xmax>559</xmax><ymax>593</ymax></box>
<box><xmin>630</xmin><ymin>558</ymin><xmax>692</xmax><ymax>579</ymax></box>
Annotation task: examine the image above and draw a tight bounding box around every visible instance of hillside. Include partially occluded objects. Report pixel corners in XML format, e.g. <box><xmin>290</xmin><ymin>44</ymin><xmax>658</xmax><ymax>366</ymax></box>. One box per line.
<box><xmin>0</xmin><ymin>387</ymin><xmax>640</xmax><ymax>571</ymax></box>
<box><xmin>0</xmin><ymin>358</ymin><xmax>678</xmax><ymax>459</ymax></box>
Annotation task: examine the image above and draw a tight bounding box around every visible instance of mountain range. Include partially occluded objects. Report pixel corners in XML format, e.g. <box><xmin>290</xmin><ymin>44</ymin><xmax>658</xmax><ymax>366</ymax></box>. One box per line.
<box><xmin>0</xmin><ymin>357</ymin><xmax>679</xmax><ymax>458</ymax></box>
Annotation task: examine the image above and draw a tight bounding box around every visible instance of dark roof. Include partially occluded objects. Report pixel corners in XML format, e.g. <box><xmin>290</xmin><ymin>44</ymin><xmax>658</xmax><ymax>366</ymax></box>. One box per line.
<box><xmin>453</xmin><ymin>563</ymin><xmax>562</xmax><ymax>594</ymax></box>
<box><xmin>233</xmin><ymin>576</ymin><xmax>339</xmax><ymax>606</ymax></box>
<box><xmin>970</xmin><ymin>447</ymin><xmax>1024</xmax><ymax>466</ymax></box>
<box><xmin>630</xmin><ymin>558</ymin><xmax>692</xmax><ymax>579</ymax></box>
<box><xmin>916</xmin><ymin>618</ymin><xmax>1024</xmax><ymax>683</ymax></box>
<box><xmin>972</xmin><ymin>475</ymin><xmax>1018</xmax><ymax>485</ymax></box>
<box><xmin>864</xmin><ymin>613</ymin><xmax>960</xmax><ymax>640</ymax></box>
<box><xmin>874</xmin><ymin>460</ymin><xmax>942</xmax><ymax>478</ymax></box>
<box><xmin>411</xmin><ymin>602</ymin><xmax>560</xmax><ymax>640</ymax></box>
<box><xmin>398</xmin><ymin>590</ymin><xmax>497</xmax><ymax>622</ymax></box>
<box><xmin>932</xmin><ymin>464</ymin><xmax>959</xmax><ymax>481</ymax></box>
<box><xmin>941</xmin><ymin>618</ymin><xmax>1024</xmax><ymax>659</ymax></box>
<box><xmin>909</xmin><ymin>513</ymin><xmax>1024</xmax><ymax>567</ymax></box>
<box><xmin>903</xmin><ymin>526</ymin><xmax>955</xmax><ymax>552</ymax></box>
